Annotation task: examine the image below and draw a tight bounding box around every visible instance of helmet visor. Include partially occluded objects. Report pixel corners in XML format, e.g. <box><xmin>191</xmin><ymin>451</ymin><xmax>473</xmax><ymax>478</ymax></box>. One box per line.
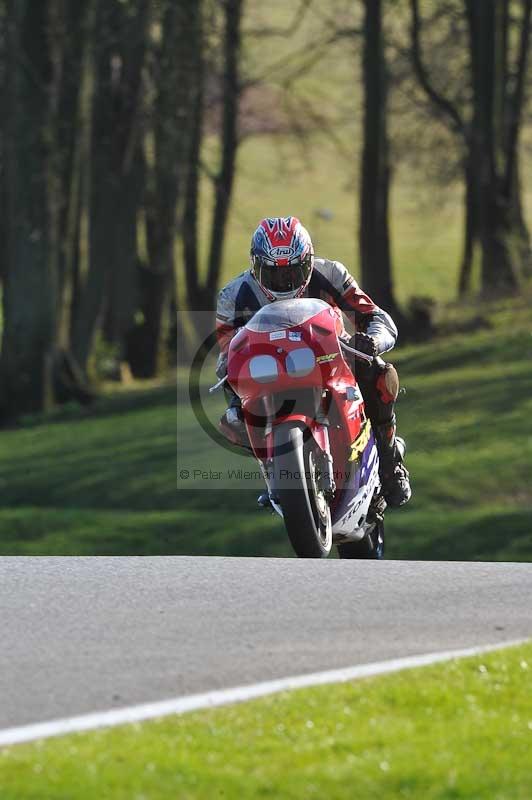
<box><xmin>257</xmin><ymin>255</ymin><xmax>312</xmax><ymax>294</ymax></box>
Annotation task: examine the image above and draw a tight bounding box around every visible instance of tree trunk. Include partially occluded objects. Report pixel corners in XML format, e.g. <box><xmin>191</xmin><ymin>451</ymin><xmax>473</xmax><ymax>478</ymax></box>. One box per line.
<box><xmin>182</xmin><ymin>0</ymin><xmax>243</xmax><ymax>351</ymax></box>
<box><xmin>466</xmin><ymin>0</ymin><xmax>530</xmax><ymax>293</ymax></box>
<box><xmin>55</xmin><ymin>0</ymin><xmax>93</xmax><ymax>350</ymax></box>
<box><xmin>182</xmin><ymin>2</ymin><xmax>205</xmax><ymax>314</ymax></box>
<box><xmin>458</xmin><ymin>155</ymin><xmax>478</xmax><ymax>294</ymax></box>
<box><xmin>102</xmin><ymin>143</ymin><xmax>144</xmax><ymax>352</ymax></box>
<box><xmin>509</xmin><ymin>160</ymin><xmax>532</xmax><ymax>277</ymax></box>
<box><xmin>506</xmin><ymin>0</ymin><xmax>532</xmax><ymax>277</ymax></box>
<box><xmin>0</xmin><ymin>0</ymin><xmax>6</xmax><ymax>286</ymax></box>
<box><xmin>71</xmin><ymin>0</ymin><xmax>149</xmax><ymax>374</ymax></box>
<box><xmin>359</xmin><ymin>0</ymin><xmax>400</xmax><ymax>317</ymax></box>
<box><xmin>125</xmin><ymin>263</ymin><xmax>168</xmax><ymax>378</ymax></box>
<box><xmin>101</xmin><ymin>0</ymin><xmax>150</xmax><ymax>359</ymax></box>
<box><xmin>129</xmin><ymin>0</ymin><xmax>200</xmax><ymax>378</ymax></box>
<box><xmin>472</xmin><ymin>0</ymin><xmax>516</xmax><ymax>291</ymax></box>
<box><xmin>0</xmin><ymin>0</ymin><xmax>56</xmax><ymax>420</ymax></box>
<box><xmin>205</xmin><ymin>0</ymin><xmax>243</xmax><ymax>304</ymax></box>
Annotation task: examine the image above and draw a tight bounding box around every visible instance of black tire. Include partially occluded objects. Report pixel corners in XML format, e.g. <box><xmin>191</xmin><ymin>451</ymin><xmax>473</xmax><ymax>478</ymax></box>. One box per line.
<box><xmin>337</xmin><ymin>520</ymin><xmax>384</xmax><ymax>560</ymax></box>
<box><xmin>273</xmin><ymin>423</ymin><xmax>332</xmax><ymax>558</ymax></box>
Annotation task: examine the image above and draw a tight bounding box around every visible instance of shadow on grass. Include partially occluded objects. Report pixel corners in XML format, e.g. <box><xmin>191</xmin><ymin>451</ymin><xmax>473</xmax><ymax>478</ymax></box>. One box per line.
<box><xmin>2</xmin><ymin>502</ymin><xmax>529</xmax><ymax>560</ymax></box>
<box><xmin>17</xmin><ymin>384</ymin><xmax>177</xmax><ymax>430</ymax></box>
<box><xmin>0</xmin><ymin>507</ymin><xmax>292</xmax><ymax>557</ymax></box>
<box><xmin>396</xmin><ymin>327</ymin><xmax>528</xmax><ymax>378</ymax></box>
<box><xmin>400</xmin><ymin>366</ymin><xmax>532</xmax><ymax>451</ymax></box>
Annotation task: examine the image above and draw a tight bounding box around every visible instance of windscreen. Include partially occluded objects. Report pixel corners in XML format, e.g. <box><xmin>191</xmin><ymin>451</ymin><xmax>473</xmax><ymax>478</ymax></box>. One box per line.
<box><xmin>246</xmin><ymin>298</ymin><xmax>330</xmax><ymax>332</ymax></box>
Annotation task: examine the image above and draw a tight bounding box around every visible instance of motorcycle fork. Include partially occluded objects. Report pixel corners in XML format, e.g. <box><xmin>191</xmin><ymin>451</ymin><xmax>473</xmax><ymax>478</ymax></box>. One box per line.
<box><xmin>260</xmin><ymin>389</ymin><xmax>336</xmax><ymax>498</ymax></box>
<box><xmin>314</xmin><ymin>388</ymin><xmax>335</xmax><ymax>498</ymax></box>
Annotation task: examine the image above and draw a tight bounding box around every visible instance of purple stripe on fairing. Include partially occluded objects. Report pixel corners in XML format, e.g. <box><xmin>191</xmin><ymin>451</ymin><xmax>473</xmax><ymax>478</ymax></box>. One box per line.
<box><xmin>359</xmin><ymin>431</ymin><xmax>379</xmax><ymax>488</ymax></box>
<box><xmin>330</xmin><ymin>432</ymin><xmax>379</xmax><ymax>527</ymax></box>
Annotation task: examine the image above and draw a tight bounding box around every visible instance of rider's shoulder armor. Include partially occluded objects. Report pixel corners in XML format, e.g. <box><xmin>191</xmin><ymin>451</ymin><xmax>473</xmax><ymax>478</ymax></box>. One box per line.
<box><xmin>311</xmin><ymin>257</ymin><xmax>397</xmax><ymax>352</ymax></box>
<box><xmin>313</xmin><ymin>257</ymin><xmax>352</xmax><ymax>291</ymax></box>
<box><xmin>217</xmin><ymin>269</ymin><xmax>266</xmax><ymax>327</ymax></box>
<box><xmin>308</xmin><ymin>257</ymin><xmax>356</xmax><ymax>306</ymax></box>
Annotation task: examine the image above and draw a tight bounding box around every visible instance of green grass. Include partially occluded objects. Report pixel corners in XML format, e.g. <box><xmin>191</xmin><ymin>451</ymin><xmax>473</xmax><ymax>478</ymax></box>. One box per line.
<box><xmin>1</xmin><ymin>642</ymin><xmax>531</xmax><ymax>799</ymax></box>
<box><xmin>0</xmin><ymin>295</ymin><xmax>531</xmax><ymax>558</ymax></box>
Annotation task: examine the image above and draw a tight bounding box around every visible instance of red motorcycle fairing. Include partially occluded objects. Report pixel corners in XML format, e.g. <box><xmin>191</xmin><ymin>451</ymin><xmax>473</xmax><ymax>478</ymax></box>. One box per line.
<box><xmin>226</xmin><ymin>299</ymin><xmax>374</xmax><ymax>522</ymax></box>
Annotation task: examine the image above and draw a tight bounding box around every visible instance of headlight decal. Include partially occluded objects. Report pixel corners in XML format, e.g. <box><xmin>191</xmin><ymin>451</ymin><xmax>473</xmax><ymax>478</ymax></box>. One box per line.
<box><xmin>285</xmin><ymin>347</ymin><xmax>315</xmax><ymax>378</ymax></box>
<box><xmin>249</xmin><ymin>355</ymin><xmax>279</xmax><ymax>383</ymax></box>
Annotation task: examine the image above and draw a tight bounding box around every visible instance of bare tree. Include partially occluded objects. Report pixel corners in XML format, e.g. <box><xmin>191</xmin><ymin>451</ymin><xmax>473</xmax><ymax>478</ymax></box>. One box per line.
<box><xmin>410</xmin><ymin>0</ymin><xmax>531</xmax><ymax>294</ymax></box>
<box><xmin>71</xmin><ymin>0</ymin><xmax>151</xmax><ymax>374</ymax></box>
<box><xmin>183</xmin><ymin>0</ymin><xmax>244</xmax><ymax>337</ymax></box>
<box><xmin>466</xmin><ymin>0</ymin><xmax>531</xmax><ymax>291</ymax></box>
<box><xmin>359</xmin><ymin>0</ymin><xmax>402</xmax><ymax>317</ymax></box>
<box><xmin>127</xmin><ymin>0</ymin><xmax>199</xmax><ymax>377</ymax></box>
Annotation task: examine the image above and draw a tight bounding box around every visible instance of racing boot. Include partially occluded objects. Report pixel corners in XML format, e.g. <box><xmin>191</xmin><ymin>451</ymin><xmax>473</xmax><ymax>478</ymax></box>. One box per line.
<box><xmin>373</xmin><ymin>416</ymin><xmax>411</xmax><ymax>508</ymax></box>
<box><xmin>257</xmin><ymin>493</ymin><xmax>273</xmax><ymax>510</ymax></box>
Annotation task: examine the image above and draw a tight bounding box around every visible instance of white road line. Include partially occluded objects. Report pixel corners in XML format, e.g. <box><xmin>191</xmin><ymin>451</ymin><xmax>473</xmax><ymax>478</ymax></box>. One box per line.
<box><xmin>0</xmin><ymin>638</ymin><xmax>528</xmax><ymax>748</ymax></box>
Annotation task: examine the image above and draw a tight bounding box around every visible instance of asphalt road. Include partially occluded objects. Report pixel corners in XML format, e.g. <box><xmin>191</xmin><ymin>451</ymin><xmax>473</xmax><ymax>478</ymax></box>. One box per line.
<box><xmin>0</xmin><ymin>557</ymin><xmax>531</xmax><ymax>730</ymax></box>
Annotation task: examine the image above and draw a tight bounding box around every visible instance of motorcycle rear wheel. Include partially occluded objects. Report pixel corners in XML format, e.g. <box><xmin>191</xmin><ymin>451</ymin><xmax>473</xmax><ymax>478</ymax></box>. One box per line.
<box><xmin>337</xmin><ymin>520</ymin><xmax>384</xmax><ymax>559</ymax></box>
<box><xmin>273</xmin><ymin>423</ymin><xmax>332</xmax><ymax>558</ymax></box>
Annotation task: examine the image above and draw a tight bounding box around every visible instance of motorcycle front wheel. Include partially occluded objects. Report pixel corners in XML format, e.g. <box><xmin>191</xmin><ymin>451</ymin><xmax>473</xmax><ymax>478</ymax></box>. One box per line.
<box><xmin>273</xmin><ymin>423</ymin><xmax>332</xmax><ymax>558</ymax></box>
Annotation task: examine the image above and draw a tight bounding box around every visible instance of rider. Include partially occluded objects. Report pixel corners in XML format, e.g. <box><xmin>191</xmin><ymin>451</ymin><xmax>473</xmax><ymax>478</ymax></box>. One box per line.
<box><xmin>215</xmin><ymin>216</ymin><xmax>411</xmax><ymax>508</ymax></box>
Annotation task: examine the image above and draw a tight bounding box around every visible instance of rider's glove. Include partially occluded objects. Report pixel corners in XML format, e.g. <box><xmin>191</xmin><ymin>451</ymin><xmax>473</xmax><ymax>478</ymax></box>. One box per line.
<box><xmin>349</xmin><ymin>332</ymin><xmax>378</xmax><ymax>358</ymax></box>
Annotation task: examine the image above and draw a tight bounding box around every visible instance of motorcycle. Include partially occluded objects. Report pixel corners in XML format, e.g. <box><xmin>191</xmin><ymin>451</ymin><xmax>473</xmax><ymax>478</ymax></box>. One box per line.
<box><xmin>211</xmin><ymin>298</ymin><xmax>387</xmax><ymax>559</ymax></box>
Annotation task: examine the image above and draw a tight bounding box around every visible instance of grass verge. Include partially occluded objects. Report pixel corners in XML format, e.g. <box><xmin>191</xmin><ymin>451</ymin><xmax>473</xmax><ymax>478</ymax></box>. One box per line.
<box><xmin>1</xmin><ymin>641</ymin><xmax>531</xmax><ymax>799</ymax></box>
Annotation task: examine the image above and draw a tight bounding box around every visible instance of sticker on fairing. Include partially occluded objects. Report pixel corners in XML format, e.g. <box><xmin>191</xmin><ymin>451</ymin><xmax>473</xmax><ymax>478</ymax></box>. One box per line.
<box><xmin>349</xmin><ymin>419</ymin><xmax>372</xmax><ymax>462</ymax></box>
<box><xmin>269</xmin><ymin>330</ymin><xmax>286</xmax><ymax>341</ymax></box>
<box><xmin>316</xmin><ymin>353</ymin><xmax>337</xmax><ymax>364</ymax></box>
<box><xmin>288</xmin><ymin>331</ymin><xmax>302</xmax><ymax>341</ymax></box>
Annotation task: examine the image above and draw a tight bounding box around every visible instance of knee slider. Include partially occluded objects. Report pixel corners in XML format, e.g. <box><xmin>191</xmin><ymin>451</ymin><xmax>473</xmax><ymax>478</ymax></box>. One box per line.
<box><xmin>376</xmin><ymin>363</ymin><xmax>399</xmax><ymax>404</ymax></box>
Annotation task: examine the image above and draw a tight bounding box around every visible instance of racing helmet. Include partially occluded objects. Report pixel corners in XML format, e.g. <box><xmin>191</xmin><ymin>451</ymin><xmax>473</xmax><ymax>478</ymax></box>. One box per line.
<box><xmin>250</xmin><ymin>216</ymin><xmax>314</xmax><ymax>300</ymax></box>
